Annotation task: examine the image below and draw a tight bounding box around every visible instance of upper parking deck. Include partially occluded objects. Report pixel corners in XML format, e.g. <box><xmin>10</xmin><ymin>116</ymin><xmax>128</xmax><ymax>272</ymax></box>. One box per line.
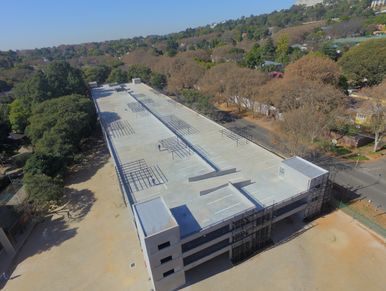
<box><xmin>91</xmin><ymin>83</ymin><xmax>314</xmax><ymax>237</ymax></box>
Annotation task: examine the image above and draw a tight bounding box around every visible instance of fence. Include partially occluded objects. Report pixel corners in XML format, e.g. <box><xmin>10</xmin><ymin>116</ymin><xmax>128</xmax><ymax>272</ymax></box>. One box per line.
<box><xmin>333</xmin><ymin>199</ymin><xmax>386</xmax><ymax>238</ymax></box>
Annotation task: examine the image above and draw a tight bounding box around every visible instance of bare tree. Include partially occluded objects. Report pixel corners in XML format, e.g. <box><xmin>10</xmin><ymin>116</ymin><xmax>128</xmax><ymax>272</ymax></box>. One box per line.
<box><xmin>361</xmin><ymin>80</ymin><xmax>386</xmax><ymax>152</ymax></box>
<box><xmin>199</xmin><ymin>63</ymin><xmax>268</xmax><ymax>111</ymax></box>
<box><xmin>259</xmin><ymin>76</ymin><xmax>346</xmax><ymax>153</ymax></box>
<box><xmin>285</xmin><ymin>54</ymin><xmax>342</xmax><ymax>86</ymax></box>
<box><xmin>155</xmin><ymin>54</ymin><xmax>205</xmax><ymax>93</ymax></box>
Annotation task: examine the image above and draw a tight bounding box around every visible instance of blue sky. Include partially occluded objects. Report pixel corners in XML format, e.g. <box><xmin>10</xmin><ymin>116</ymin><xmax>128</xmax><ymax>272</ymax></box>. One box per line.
<box><xmin>0</xmin><ymin>0</ymin><xmax>294</xmax><ymax>50</ymax></box>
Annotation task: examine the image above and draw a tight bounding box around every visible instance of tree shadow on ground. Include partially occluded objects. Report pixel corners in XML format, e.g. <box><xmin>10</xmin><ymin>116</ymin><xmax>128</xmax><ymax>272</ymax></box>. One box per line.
<box><xmin>2</xmin><ymin>189</ymin><xmax>96</xmax><ymax>289</ymax></box>
<box><xmin>1</xmin><ymin>216</ymin><xmax>78</xmax><ymax>289</ymax></box>
<box><xmin>66</xmin><ymin>132</ymin><xmax>110</xmax><ymax>185</ymax></box>
<box><xmin>61</xmin><ymin>188</ymin><xmax>96</xmax><ymax>222</ymax></box>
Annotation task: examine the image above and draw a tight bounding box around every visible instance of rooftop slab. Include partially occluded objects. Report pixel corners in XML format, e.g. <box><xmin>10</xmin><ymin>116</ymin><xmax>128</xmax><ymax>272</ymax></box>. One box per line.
<box><xmin>91</xmin><ymin>83</ymin><xmax>315</xmax><ymax>236</ymax></box>
<box><xmin>134</xmin><ymin>197</ymin><xmax>177</xmax><ymax>237</ymax></box>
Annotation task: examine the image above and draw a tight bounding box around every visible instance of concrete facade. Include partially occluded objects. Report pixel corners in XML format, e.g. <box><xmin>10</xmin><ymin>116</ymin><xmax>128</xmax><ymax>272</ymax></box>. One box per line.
<box><xmin>91</xmin><ymin>83</ymin><xmax>330</xmax><ymax>291</ymax></box>
<box><xmin>0</xmin><ymin>228</ymin><xmax>15</xmax><ymax>256</ymax></box>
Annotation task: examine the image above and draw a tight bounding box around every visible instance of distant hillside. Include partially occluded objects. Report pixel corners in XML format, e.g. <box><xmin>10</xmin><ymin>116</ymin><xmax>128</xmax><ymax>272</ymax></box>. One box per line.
<box><xmin>296</xmin><ymin>0</ymin><xmax>324</xmax><ymax>6</ymax></box>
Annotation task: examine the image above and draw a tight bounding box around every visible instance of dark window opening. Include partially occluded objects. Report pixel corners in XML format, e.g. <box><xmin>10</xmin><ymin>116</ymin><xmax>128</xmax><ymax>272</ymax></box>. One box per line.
<box><xmin>183</xmin><ymin>239</ymin><xmax>229</xmax><ymax>266</ymax></box>
<box><xmin>163</xmin><ymin>269</ymin><xmax>174</xmax><ymax>277</ymax></box>
<box><xmin>182</xmin><ymin>225</ymin><xmax>229</xmax><ymax>252</ymax></box>
<box><xmin>160</xmin><ymin>256</ymin><xmax>172</xmax><ymax>264</ymax></box>
<box><xmin>158</xmin><ymin>241</ymin><xmax>171</xmax><ymax>250</ymax></box>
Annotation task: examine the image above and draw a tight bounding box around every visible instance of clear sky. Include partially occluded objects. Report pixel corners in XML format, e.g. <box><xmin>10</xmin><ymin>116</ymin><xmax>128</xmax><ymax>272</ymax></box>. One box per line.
<box><xmin>0</xmin><ymin>0</ymin><xmax>294</xmax><ymax>51</ymax></box>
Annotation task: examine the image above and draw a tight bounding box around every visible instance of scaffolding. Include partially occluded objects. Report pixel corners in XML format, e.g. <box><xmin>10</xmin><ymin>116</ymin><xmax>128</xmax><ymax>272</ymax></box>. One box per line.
<box><xmin>304</xmin><ymin>174</ymin><xmax>329</xmax><ymax>218</ymax></box>
<box><xmin>231</xmin><ymin>206</ymin><xmax>274</xmax><ymax>263</ymax></box>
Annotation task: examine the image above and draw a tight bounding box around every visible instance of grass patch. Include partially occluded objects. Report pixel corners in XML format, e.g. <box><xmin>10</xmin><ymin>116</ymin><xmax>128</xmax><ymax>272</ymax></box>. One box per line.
<box><xmin>328</xmin><ymin>145</ymin><xmax>352</xmax><ymax>156</ymax></box>
<box><xmin>345</xmin><ymin>154</ymin><xmax>369</xmax><ymax>161</ymax></box>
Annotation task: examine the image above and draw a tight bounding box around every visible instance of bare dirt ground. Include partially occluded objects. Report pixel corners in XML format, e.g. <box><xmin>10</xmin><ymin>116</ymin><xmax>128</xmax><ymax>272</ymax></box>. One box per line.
<box><xmin>183</xmin><ymin>211</ymin><xmax>386</xmax><ymax>291</ymax></box>
<box><xmin>3</xmin><ymin>147</ymin><xmax>149</xmax><ymax>291</ymax></box>
<box><xmin>348</xmin><ymin>199</ymin><xmax>386</xmax><ymax>228</ymax></box>
<box><xmin>3</xmin><ymin>143</ymin><xmax>385</xmax><ymax>291</ymax></box>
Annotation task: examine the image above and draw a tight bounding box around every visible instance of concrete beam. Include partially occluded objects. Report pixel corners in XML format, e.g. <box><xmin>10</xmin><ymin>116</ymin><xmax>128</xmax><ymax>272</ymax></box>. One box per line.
<box><xmin>0</xmin><ymin>227</ymin><xmax>16</xmax><ymax>256</ymax></box>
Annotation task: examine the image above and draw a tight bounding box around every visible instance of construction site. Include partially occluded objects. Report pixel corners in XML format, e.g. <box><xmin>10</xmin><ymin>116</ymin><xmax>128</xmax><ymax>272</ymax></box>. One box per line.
<box><xmin>91</xmin><ymin>82</ymin><xmax>331</xmax><ymax>291</ymax></box>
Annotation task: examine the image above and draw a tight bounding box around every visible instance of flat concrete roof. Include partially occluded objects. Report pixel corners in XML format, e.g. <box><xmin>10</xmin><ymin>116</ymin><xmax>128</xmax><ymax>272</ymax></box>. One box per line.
<box><xmin>134</xmin><ymin>197</ymin><xmax>177</xmax><ymax>236</ymax></box>
<box><xmin>91</xmin><ymin>83</ymin><xmax>317</xmax><ymax>237</ymax></box>
<box><xmin>282</xmin><ymin>156</ymin><xmax>328</xmax><ymax>179</ymax></box>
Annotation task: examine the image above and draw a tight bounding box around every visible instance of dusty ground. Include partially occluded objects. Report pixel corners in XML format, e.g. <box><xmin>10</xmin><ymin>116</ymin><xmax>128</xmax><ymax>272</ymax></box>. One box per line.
<box><xmin>183</xmin><ymin>211</ymin><xmax>386</xmax><ymax>291</ymax></box>
<box><xmin>215</xmin><ymin>103</ymin><xmax>278</xmax><ymax>133</ymax></box>
<box><xmin>348</xmin><ymin>199</ymin><xmax>386</xmax><ymax>228</ymax></box>
<box><xmin>4</xmin><ymin>148</ymin><xmax>149</xmax><ymax>291</ymax></box>
<box><xmin>3</xmin><ymin>144</ymin><xmax>385</xmax><ymax>291</ymax></box>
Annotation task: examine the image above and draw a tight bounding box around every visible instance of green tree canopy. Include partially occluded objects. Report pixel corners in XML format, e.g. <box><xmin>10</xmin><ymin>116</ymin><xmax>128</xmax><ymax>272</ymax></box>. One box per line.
<box><xmin>9</xmin><ymin>62</ymin><xmax>88</xmax><ymax>132</ymax></box>
<box><xmin>107</xmin><ymin>68</ymin><xmax>128</xmax><ymax>84</ymax></box>
<box><xmin>8</xmin><ymin>99</ymin><xmax>30</xmax><ymax>133</ymax></box>
<box><xmin>26</xmin><ymin>94</ymin><xmax>96</xmax><ymax>158</ymax></box>
<box><xmin>261</xmin><ymin>37</ymin><xmax>276</xmax><ymax>61</ymax></box>
<box><xmin>12</xmin><ymin>71</ymin><xmax>49</xmax><ymax>107</ymax></box>
<box><xmin>82</xmin><ymin>65</ymin><xmax>111</xmax><ymax>84</ymax></box>
<box><xmin>150</xmin><ymin>72</ymin><xmax>167</xmax><ymax>90</ymax></box>
<box><xmin>275</xmin><ymin>35</ymin><xmax>290</xmax><ymax>64</ymax></box>
<box><xmin>0</xmin><ymin>80</ymin><xmax>11</xmax><ymax>92</ymax></box>
<box><xmin>45</xmin><ymin>61</ymin><xmax>87</xmax><ymax>97</ymax></box>
<box><xmin>24</xmin><ymin>152</ymin><xmax>66</xmax><ymax>177</ymax></box>
<box><xmin>244</xmin><ymin>44</ymin><xmax>263</xmax><ymax>69</ymax></box>
<box><xmin>127</xmin><ymin>65</ymin><xmax>152</xmax><ymax>83</ymax></box>
<box><xmin>338</xmin><ymin>38</ymin><xmax>386</xmax><ymax>86</ymax></box>
<box><xmin>24</xmin><ymin>173</ymin><xmax>64</xmax><ymax>211</ymax></box>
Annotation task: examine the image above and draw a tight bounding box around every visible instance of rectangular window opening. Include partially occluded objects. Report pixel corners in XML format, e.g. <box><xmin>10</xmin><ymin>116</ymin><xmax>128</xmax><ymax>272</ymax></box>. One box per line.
<box><xmin>158</xmin><ymin>241</ymin><xmax>171</xmax><ymax>250</ymax></box>
<box><xmin>160</xmin><ymin>256</ymin><xmax>172</xmax><ymax>264</ymax></box>
<box><xmin>163</xmin><ymin>269</ymin><xmax>174</xmax><ymax>278</ymax></box>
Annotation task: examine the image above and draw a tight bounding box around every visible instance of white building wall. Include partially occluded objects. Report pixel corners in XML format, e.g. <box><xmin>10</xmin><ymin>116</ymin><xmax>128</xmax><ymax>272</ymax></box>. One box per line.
<box><xmin>279</xmin><ymin>164</ymin><xmax>310</xmax><ymax>190</ymax></box>
<box><xmin>134</xmin><ymin>206</ymin><xmax>185</xmax><ymax>291</ymax></box>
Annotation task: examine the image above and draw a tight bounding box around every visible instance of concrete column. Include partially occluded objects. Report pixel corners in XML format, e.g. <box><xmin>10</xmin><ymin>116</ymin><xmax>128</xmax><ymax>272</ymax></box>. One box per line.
<box><xmin>0</xmin><ymin>227</ymin><xmax>16</xmax><ymax>256</ymax></box>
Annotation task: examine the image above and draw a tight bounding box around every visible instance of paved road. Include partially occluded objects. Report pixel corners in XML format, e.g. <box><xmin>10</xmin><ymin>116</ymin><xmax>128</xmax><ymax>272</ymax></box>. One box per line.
<box><xmin>224</xmin><ymin>118</ymin><xmax>386</xmax><ymax>211</ymax></box>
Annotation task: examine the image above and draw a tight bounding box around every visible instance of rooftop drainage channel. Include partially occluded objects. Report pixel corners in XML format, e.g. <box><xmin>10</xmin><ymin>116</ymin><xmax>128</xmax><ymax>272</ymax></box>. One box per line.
<box><xmin>129</xmin><ymin>92</ymin><xmax>220</xmax><ymax>172</ymax></box>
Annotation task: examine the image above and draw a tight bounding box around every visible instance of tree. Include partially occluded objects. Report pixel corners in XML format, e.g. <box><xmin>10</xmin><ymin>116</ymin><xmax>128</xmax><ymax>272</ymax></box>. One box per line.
<box><xmin>320</xmin><ymin>42</ymin><xmax>340</xmax><ymax>61</ymax></box>
<box><xmin>199</xmin><ymin>63</ymin><xmax>268</xmax><ymax>111</ymax></box>
<box><xmin>9</xmin><ymin>99</ymin><xmax>30</xmax><ymax>133</ymax></box>
<box><xmin>155</xmin><ymin>55</ymin><xmax>205</xmax><ymax>93</ymax></box>
<box><xmin>107</xmin><ymin>68</ymin><xmax>128</xmax><ymax>84</ymax></box>
<box><xmin>150</xmin><ymin>73</ymin><xmax>167</xmax><ymax>90</ymax></box>
<box><xmin>243</xmin><ymin>44</ymin><xmax>262</xmax><ymax>69</ymax></box>
<box><xmin>0</xmin><ymin>103</ymin><xmax>10</xmax><ymax>146</ymax></box>
<box><xmin>275</xmin><ymin>35</ymin><xmax>290</xmax><ymax>64</ymax></box>
<box><xmin>24</xmin><ymin>152</ymin><xmax>66</xmax><ymax>177</ymax></box>
<box><xmin>285</xmin><ymin>54</ymin><xmax>342</xmax><ymax>86</ymax></box>
<box><xmin>24</xmin><ymin>173</ymin><xmax>64</xmax><ymax>211</ymax></box>
<box><xmin>45</xmin><ymin>61</ymin><xmax>87</xmax><ymax>97</ymax></box>
<box><xmin>0</xmin><ymin>80</ymin><xmax>10</xmax><ymax>92</ymax></box>
<box><xmin>127</xmin><ymin>65</ymin><xmax>152</xmax><ymax>83</ymax></box>
<box><xmin>12</xmin><ymin>71</ymin><xmax>49</xmax><ymax>107</ymax></box>
<box><xmin>260</xmin><ymin>37</ymin><xmax>276</xmax><ymax>61</ymax></box>
<box><xmin>259</xmin><ymin>76</ymin><xmax>345</xmax><ymax>153</ymax></box>
<box><xmin>26</xmin><ymin>95</ymin><xmax>96</xmax><ymax>158</ymax></box>
<box><xmin>82</xmin><ymin>65</ymin><xmax>111</xmax><ymax>84</ymax></box>
<box><xmin>338</xmin><ymin>38</ymin><xmax>386</xmax><ymax>86</ymax></box>
<box><xmin>361</xmin><ymin>80</ymin><xmax>386</xmax><ymax>152</ymax></box>
<box><xmin>166</xmin><ymin>39</ymin><xmax>179</xmax><ymax>57</ymax></box>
